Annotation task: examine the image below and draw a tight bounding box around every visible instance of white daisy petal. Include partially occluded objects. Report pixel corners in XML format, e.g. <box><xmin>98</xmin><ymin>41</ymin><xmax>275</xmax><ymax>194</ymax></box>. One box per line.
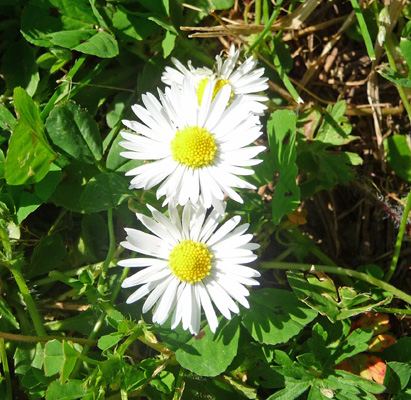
<box><xmin>118</xmin><ymin>202</ymin><xmax>260</xmax><ymax>335</ymax></box>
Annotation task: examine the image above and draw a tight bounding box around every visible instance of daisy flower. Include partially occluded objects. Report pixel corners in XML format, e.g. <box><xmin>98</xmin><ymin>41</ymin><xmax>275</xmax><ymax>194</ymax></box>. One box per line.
<box><xmin>161</xmin><ymin>45</ymin><xmax>269</xmax><ymax>114</ymax></box>
<box><xmin>118</xmin><ymin>201</ymin><xmax>260</xmax><ymax>335</ymax></box>
<box><xmin>120</xmin><ymin>78</ymin><xmax>265</xmax><ymax>211</ymax></box>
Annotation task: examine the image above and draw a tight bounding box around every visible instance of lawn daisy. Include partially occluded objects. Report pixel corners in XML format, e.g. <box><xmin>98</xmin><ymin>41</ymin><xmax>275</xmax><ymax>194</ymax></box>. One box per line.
<box><xmin>118</xmin><ymin>201</ymin><xmax>260</xmax><ymax>335</ymax></box>
<box><xmin>162</xmin><ymin>45</ymin><xmax>269</xmax><ymax>114</ymax></box>
<box><xmin>120</xmin><ymin>78</ymin><xmax>265</xmax><ymax>211</ymax></box>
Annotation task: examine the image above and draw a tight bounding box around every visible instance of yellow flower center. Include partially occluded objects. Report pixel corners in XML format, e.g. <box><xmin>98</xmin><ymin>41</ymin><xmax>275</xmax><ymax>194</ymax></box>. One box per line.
<box><xmin>197</xmin><ymin>78</ymin><xmax>231</xmax><ymax>105</ymax></box>
<box><xmin>169</xmin><ymin>240</ymin><xmax>213</xmax><ymax>283</ymax></box>
<box><xmin>170</xmin><ymin>126</ymin><xmax>217</xmax><ymax>169</ymax></box>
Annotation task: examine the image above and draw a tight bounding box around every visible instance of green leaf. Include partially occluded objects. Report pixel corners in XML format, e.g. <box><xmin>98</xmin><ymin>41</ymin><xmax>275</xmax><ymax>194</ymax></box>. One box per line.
<box><xmin>7</xmin><ymin>163</ymin><xmax>62</xmax><ymax>223</ymax></box>
<box><xmin>267</xmin><ymin>110</ymin><xmax>300</xmax><ymax>224</ymax></box>
<box><xmin>383</xmin><ymin>337</ymin><xmax>411</xmax><ymax>363</ymax></box>
<box><xmin>81</xmin><ymin>213</ymin><xmax>108</xmax><ymax>261</ymax></box>
<box><xmin>61</xmin><ymin>342</ymin><xmax>79</xmax><ymax>384</ymax></box>
<box><xmin>379</xmin><ymin>67</ymin><xmax>411</xmax><ymax>87</ymax></box>
<box><xmin>44</xmin><ymin>340</ymin><xmax>64</xmax><ymax>377</ymax></box>
<box><xmin>0</xmin><ymin>104</ymin><xmax>16</xmax><ymax>131</ymax></box>
<box><xmin>5</xmin><ymin>88</ymin><xmax>56</xmax><ymax>185</ymax></box>
<box><xmin>97</xmin><ymin>332</ymin><xmax>124</xmax><ymax>351</ymax></box>
<box><xmin>27</xmin><ymin>234</ymin><xmax>66</xmax><ymax>278</ymax></box>
<box><xmin>400</xmin><ymin>38</ymin><xmax>411</xmax><ymax>71</ymax></box>
<box><xmin>1</xmin><ymin>39</ymin><xmax>39</xmax><ymax>96</ymax></box>
<box><xmin>21</xmin><ymin>0</ymin><xmax>118</xmax><ymax>58</ymax></box>
<box><xmin>287</xmin><ymin>272</ymin><xmax>340</xmax><ymax>322</ymax></box>
<box><xmin>80</xmin><ymin>172</ymin><xmax>130</xmax><ymax>212</ymax></box>
<box><xmin>384</xmin><ymin>135</ymin><xmax>411</xmax><ymax>182</ymax></box>
<box><xmin>45</xmin><ymin>379</ymin><xmax>87</xmax><ymax>400</ymax></box>
<box><xmin>50</xmin><ymin>161</ymin><xmax>100</xmax><ymax>212</ymax></box>
<box><xmin>267</xmin><ymin>381</ymin><xmax>311</xmax><ymax>400</ymax></box>
<box><xmin>175</xmin><ymin>317</ymin><xmax>240</xmax><ymax>377</ymax></box>
<box><xmin>385</xmin><ymin>362</ymin><xmax>411</xmax><ymax>394</ymax></box>
<box><xmin>328</xmin><ymin>369</ymin><xmax>385</xmax><ymax>395</ymax></box>
<box><xmin>112</xmin><ymin>7</ymin><xmax>159</xmax><ymax>41</ymax></box>
<box><xmin>0</xmin><ymin>298</ymin><xmax>20</xmax><ymax>330</ymax></box>
<box><xmin>241</xmin><ymin>289</ymin><xmax>318</xmax><ymax>345</ymax></box>
<box><xmin>162</xmin><ymin>30</ymin><xmax>177</xmax><ymax>58</ymax></box>
<box><xmin>46</xmin><ymin>101</ymin><xmax>103</xmax><ymax>164</ymax></box>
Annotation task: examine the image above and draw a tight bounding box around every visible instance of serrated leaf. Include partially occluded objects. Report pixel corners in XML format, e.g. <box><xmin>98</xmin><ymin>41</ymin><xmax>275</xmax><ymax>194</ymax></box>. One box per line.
<box><xmin>5</xmin><ymin>88</ymin><xmax>56</xmax><ymax>185</ymax></box>
<box><xmin>287</xmin><ymin>272</ymin><xmax>340</xmax><ymax>322</ymax></box>
<box><xmin>175</xmin><ymin>317</ymin><xmax>240</xmax><ymax>377</ymax></box>
<box><xmin>241</xmin><ymin>289</ymin><xmax>318</xmax><ymax>345</ymax></box>
<box><xmin>267</xmin><ymin>381</ymin><xmax>311</xmax><ymax>400</ymax></box>
<box><xmin>268</xmin><ymin>110</ymin><xmax>300</xmax><ymax>224</ymax></box>
<box><xmin>46</xmin><ymin>101</ymin><xmax>103</xmax><ymax>164</ymax></box>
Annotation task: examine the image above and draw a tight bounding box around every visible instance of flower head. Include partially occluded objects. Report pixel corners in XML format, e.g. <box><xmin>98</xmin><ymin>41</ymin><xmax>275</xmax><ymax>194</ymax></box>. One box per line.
<box><xmin>162</xmin><ymin>45</ymin><xmax>269</xmax><ymax>114</ymax></box>
<box><xmin>118</xmin><ymin>201</ymin><xmax>260</xmax><ymax>335</ymax></box>
<box><xmin>120</xmin><ymin>78</ymin><xmax>265</xmax><ymax>211</ymax></box>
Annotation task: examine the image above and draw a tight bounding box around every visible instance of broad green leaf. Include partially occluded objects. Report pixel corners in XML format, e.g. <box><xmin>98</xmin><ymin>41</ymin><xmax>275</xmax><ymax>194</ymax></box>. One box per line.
<box><xmin>162</xmin><ymin>30</ymin><xmax>177</xmax><ymax>58</ymax></box>
<box><xmin>383</xmin><ymin>337</ymin><xmax>411</xmax><ymax>363</ymax></box>
<box><xmin>44</xmin><ymin>340</ymin><xmax>64</xmax><ymax>377</ymax></box>
<box><xmin>175</xmin><ymin>317</ymin><xmax>240</xmax><ymax>377</ymax></box>
<box><xmin>50</xmin><ymin>161</ymin><xmax>100</xmax><ymax>212</ymax></box>
<box><xmin>107</xmin><ymin>132</ymin><xmax>144</xmax><ymax>171</ymax></box>
<box><xmin>80</xmin><ymin>172</ymin><xmax>131</xmax><ymax>212</ymax></box>
<box><xmin>46</xmin><ymin>101</ymin><xmax>103</xmax><ymax>164</ymax></box>
<box><xmin>267</xmin><ymin>381</ymin><xmax>311</xmax><ymax>400</ymax></box>
<box><xmin>384</xmin><ymin>135</ymin><xmax>411</xmax><ymax>182</ymax></box>
<box><xmin>384</xmin><ymin>362</ymin><xmax>411</xmax><ymax>394</ymax></box>
<box><xmin>5</xmin><ymin>88</ymin><xmax>56</xmax><ymax>185</ymax></box>
<box><xmin>112</xmin><ymin>7</ymin><xmax>158</xmax><ymax>41</ymax></box>
<box><xmin>21</xmin><ymin>0</ymin><xmax>118</xmax><ymax>58</ymax></box>
<box><xmin>327</xmin><ymin>369</ymin><xmax>385</xmax><ymax>394</ymax></box>
<box><xmin>2</xmin><ymin>39</ymin><xmax>39</xmax><ymax>96</ymax></box>
<box><xmin>7</xmin><ymin>163</ymin><xmax>62</xmax><ymax>223</ymax></box>
<box><xmin>267</xmin><ymin>110</ymin><xmax>300</xmax><ymax>224</ymax></box>
<box><xmin>45</xmin><ymin>379</ymin><xmax>87</xmax><ymax>400</ymax></box>
<box><xmin>241</xmin><ymin>289</ymin><xmax>318</xmax><ymax>345</ymax></box>
<box><xmin>27</xmin><ymin>234</ymin><xmax>66</xmax><ymax>278</ymax></box>
<box><xmin>97</xmin><ymin>332</ymin><xmax>124</xmax><ymax>351</ymax></box>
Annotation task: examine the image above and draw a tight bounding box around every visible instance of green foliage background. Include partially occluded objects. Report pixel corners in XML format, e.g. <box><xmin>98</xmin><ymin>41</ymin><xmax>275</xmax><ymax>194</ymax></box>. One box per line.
<box><xmin>1</xmin><ymin>0</ymin><xmax>411</xmax><ymax>399</ymax></box>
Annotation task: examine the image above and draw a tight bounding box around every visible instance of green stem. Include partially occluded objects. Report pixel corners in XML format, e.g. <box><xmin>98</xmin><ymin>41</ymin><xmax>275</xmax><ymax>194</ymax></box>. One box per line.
<box><xmin>255</xmin><ymin>0</ymin><xmax>262</xmax><ymax>25</ymax></box>
<box><xmin>40</xmin><ymin>54</ymin><xmax>87</xmax><ymax>120</ymax></box>
<box><xmin>374</xmin><ymin>307</ymin><xmax>411</xmax><ymax>316</ymax></box>
<box><xmin>98</xmin><ymin>208</ymin><xmax>116</xmax><ymax>294</ymax></box>
<box><xmin>0</xmin><ymin>338</ymin><xmax>12</xmax><ymax>400</ymax></box>
<box><xmin>10</xmin><ymin>266</ymin><xmax>46</xmax><ymax>336</ymax></box>
<box><xmin>384</xmin><ymin>188</ymin><xmax>411</xmax><ymax>282</ymax></box>
<box><xmin>0</xmin><ymin>331</ymin><xmax>97</xmax><ymax>346</ymax></box>
<box><xmin>260</xmin><ymin>261</ymin><xmax>411</xmax><ymax>305</ymax></box>
<box><xmin>248</xmin><ymin>0</ymin><xmax>283</xmax><ymax>53</ymax></box>
<box><xmin>172</xmin><ymin>367</ymin><xmax>185</xmax><ymax>400</ymax></box>
<box><xmin>116</xmin><ymin>327</ymin><xmax>143</xmax><ymax>357</ymax></box>
<box><xmin>120</xmin><ymin>389</ymin><xmax>128</xmax><ymax>400</ymax></box>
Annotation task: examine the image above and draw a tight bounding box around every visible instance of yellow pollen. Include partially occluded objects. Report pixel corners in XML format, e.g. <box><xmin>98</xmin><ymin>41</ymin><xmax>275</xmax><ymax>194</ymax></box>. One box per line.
<box><xmin>169</xmin><ymin>240</ymin><xmax>213</xmax><ymax>283</ymax></box>
<box><xmin>170</xmin><ymin>126</ymin><xmax>217</xmax><ymax>169</ymax></box>
<box><xmin>197</xmin><ymin>78</ymin><xmax>232</xmax><ymax>105</ymax></box>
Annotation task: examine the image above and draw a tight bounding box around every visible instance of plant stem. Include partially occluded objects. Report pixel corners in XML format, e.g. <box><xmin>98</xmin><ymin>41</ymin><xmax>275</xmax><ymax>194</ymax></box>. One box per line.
<box><xmin>374</xmin><ymin>307</ymin><xmax>411</xmax><ymax>316</ymax></box>
<box><xmin>98</xmin><ymin>208</ymin><xmax>116</xmax><ymax>294</ymax></box>
<box><xmin>260</xmin><ymin>261</ymin><xmax>411</xmax><ymax>305</ymax></box>
<box><xmin>10</xmin><ymin>266</ymin><xmax>46</xmax><ymax>336</ymax></box>
<box><xmin>0</xmin><ymin>338</ymin><xmax>12</xmax><ymax>400</ymax></box>
<box><xmin>384</xmin><ymin>188</ymin><xmax>411</xmax><ymax>282</ymax></box>
<box><xmin>255</xmin><ymin>0</ymin><xmax>262</xmax><ymax>25</ymax></box>
<box><xmin>0</xmin><ymin>332</ymin><xmax>97</xmax><ymax>346</ymax></box>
